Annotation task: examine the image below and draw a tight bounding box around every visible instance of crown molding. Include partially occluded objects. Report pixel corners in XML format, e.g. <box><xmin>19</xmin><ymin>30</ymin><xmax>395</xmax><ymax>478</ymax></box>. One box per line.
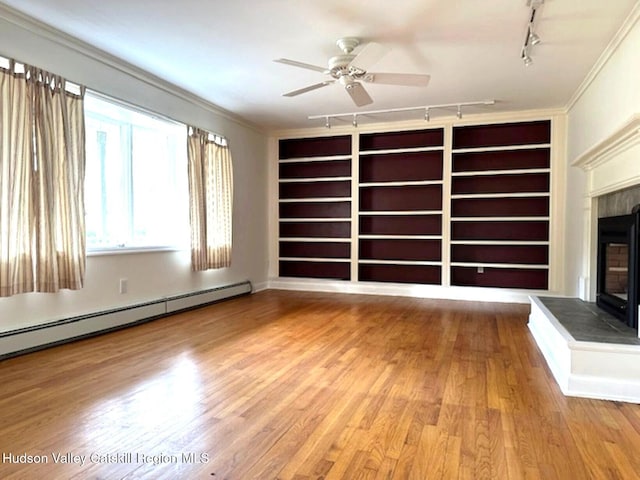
<box><xmin>0</xmin><ymin>3</ymin><xmax>265</xmax><ymax>135</ymax></box>
<box><xmin>566</xmin><ymin>2</ymin><xmax>640</xmax><ymax>112</ymax></box>
<box><xmin>572</xmin><ymin>114</ymin><xmax>640</xmax><ymax>170</ymax></box>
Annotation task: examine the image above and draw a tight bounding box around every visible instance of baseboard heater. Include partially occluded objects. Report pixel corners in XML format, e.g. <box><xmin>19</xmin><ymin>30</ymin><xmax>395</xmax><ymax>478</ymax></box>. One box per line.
<box><xmin>0</xmin><ymin>280</ymin><xmax>252</xmax><ymax>360</ymax></box>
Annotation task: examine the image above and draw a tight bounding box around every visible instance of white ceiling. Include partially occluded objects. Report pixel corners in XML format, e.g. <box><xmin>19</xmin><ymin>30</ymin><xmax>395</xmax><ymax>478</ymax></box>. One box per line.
<box><xmin>1</xmin><ymin>0</ymin><xmax>637</xmax><ymax>131</ymax></box>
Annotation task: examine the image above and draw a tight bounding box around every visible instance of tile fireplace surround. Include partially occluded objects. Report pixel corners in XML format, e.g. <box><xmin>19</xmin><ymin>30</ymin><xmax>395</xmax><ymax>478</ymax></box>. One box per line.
<box><xmin>529</xmin><ymin>114</ymin><xmax>640</xmax><ymax>403</ymax></box>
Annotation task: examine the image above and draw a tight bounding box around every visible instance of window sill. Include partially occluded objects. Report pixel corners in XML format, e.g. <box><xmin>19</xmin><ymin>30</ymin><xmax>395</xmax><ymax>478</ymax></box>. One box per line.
<box><xmin>87</xmin><ymin>246</ymin><xmax>188</xmax><ymax>257</ymax></box>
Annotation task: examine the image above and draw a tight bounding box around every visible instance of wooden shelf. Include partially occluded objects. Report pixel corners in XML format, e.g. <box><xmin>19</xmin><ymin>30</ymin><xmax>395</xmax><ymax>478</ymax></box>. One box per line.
<box><xmin>359</xmin><ymin>150</ymin><xmax>443</xmax><ymax>183</ymax></box>
<box><xmin>280</xmin><ymin>221</ymin><xmax>351</xmax><ymax>238</ymax></box>
<box><xmin>360</xmin><ymin>184</ymin><xmax>443</xmax><ymax>212</ymax></box>
<box><xmin>359</xmin><ymin>264</ymin><xmax>441</xmax><ymax>285</ymax></box>
<box><xmin>452</xmin><ymin>121</ymin><xmax>551</xmax><ymax>149</ymax></box>
<box><xmin>450</xmin><ymin>266</ymin><xmax>548</xmax><ymax>290</ymax></box>
<box><xmin>280</xmin><ymin>260</ymin><xmax>350</xmax><ymax>280</ymax></box>
<box><xmin>279</xmin><ymin>135</ymin><xmax>351</xmax><ymax>159</ymax></box>
<box><xmin>451</xmin><ymin>244</ymin><xmax>549</xmax><ymax>265</ymax></box>
<box><xmin>279</xmin><ymin>241</ymin><xmax>350</xmax><ymax>259</ymax></box>
<box><xmin>360</xmin><ymin>238</ymin><xmax>441</xmax><ymax>262</ymax></box>
<box><xmin>279</xmin><ymin>180</ymin><xmax>351</xmax><ymax>199</ymax></box>
<box><xmin>279</xmin><ymin>159</ymin><xmax>351</xmax><ymax>178</ymax></box>
<box><xmin>360</xmin><ymin>128</ymin><xmax>444</xmax><ymax>151</ymax></box>
<box><xmin>359</xmin><ymin>214</ymin><xmax>442</xmax><ymax>236</ymax></box>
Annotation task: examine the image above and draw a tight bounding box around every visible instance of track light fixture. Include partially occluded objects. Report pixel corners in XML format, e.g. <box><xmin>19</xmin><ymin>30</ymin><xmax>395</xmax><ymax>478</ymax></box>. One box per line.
<box><xmin>308</xmin><ymin>100</ymin><xmax>495</xmax><ymax>127</ymax></box>
<box><xmin>521</xmin><ymin>0</ymin><xmax>543</xmax><ymax>66</ymax></box>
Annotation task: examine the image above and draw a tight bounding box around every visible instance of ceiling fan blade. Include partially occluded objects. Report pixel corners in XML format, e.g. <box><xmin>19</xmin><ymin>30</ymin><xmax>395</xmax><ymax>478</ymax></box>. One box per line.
<box><xmin>345</xmin><ymin>83</ymin><xmax>373</xmax><ymax>107</ymax></box>
<box><xmin>364</xmin><ymin>73</ymin><xmax>431</xmax><ymax>87</ymax></box>
<box><xmin>274</xmin><ymin>58</ymin><xmax>327</xmax><ymax>73</ymax></box>
<box><xmin>283</xmin><ymin>81</ymin><xmax>334</xmax><ymax>97</ymax></box>
<box><xmin>348</xmin><ymin>42</ymin><xmax>390</xmax><ymax>71</ymax></box>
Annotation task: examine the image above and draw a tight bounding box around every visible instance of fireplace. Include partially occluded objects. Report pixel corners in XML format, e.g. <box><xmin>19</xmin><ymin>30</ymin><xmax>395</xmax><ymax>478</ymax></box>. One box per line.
<box><xmin>596</xmin><ymin>210</ymin><xmax>640</xmax><ymax>329</ymax></box>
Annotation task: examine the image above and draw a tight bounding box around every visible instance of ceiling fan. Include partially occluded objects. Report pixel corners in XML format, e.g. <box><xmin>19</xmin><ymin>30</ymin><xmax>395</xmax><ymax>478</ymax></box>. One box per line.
<box><xmin>275</xmin><ymin>37</ymin><xmax>430</xmax><ymax>107</ymax></box>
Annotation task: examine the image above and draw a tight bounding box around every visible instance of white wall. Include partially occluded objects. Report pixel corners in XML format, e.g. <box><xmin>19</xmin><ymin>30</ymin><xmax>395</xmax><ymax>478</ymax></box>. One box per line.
<box><xmin>0</xmin><ymin>8</ymin><xmax>269</xmax><ymax>331</ymax></box>
<box><xmin>564</xmin><ymin>6</ymin><xmax>640</xmax><ymax>297</ymax></box>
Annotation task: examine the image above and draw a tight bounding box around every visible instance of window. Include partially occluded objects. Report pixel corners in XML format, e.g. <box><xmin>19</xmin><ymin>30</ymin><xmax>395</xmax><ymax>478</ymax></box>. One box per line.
<box><xmin>84</xmin><ymin>94</ymin><xmax>189</xmax><ymax>251</ymax></box>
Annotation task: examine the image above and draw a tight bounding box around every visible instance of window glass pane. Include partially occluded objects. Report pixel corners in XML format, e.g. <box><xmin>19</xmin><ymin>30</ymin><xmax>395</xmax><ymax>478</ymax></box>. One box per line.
<box><xmin>84</xmin><ymin>94</ymin><xmax>188</xmax><ymax>250</ymax></box>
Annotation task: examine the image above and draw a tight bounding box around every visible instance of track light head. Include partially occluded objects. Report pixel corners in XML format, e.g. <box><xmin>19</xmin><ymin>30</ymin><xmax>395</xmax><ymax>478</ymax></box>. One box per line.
<box><xmin>352</xmin><ymin>114</ymin><xmax>358</xmax><ymax>128</ymax></box>
<box><xmin>529</xmin><ymin>32</ymin><xmax>541</xmax><ymax>45</ymax></box>
<box><xmin>424</xmin><ymin>108</ymin><xmax>430</xmax><ymax>122</ymax></box>
<box><xmin>456</xmin><ymin>105</ymin><xmax>462</xmax><ymax>119</ymax></box>
<box><xmin>523</xmin><ymin>54</ymin><xmax>533</xmax><ymax>66</ymax></box>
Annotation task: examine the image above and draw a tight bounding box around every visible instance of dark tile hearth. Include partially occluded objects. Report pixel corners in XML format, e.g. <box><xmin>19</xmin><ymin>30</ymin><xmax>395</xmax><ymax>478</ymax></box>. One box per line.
<box><xmin>538</xmin><ymin>297</ymin><xmax>640</xmax><ymax>345</ymax></box>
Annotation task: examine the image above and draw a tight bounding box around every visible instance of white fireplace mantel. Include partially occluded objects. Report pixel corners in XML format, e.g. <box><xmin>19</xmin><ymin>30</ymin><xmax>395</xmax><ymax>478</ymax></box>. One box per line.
<box><xmin>570</xmin><ymin>114</ymin><xmax>640</xmax><ymax>303</ymax></box>
<box><xmin>572</xmin><ymin>114</ymin><xmax>640</xmax><ymax>197</ymax></box>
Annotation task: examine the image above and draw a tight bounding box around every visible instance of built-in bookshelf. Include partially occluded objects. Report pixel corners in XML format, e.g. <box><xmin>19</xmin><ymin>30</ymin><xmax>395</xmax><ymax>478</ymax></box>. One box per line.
<box><xmin>278</xmin><ymin>135</ymin><xmax>352</xmax><ymax>280</ymax></box>
<box><xmin>358</xmin><ymin>128</ymin><xmax>444</xmax><ymax>284</ymax></box>
<box><xmin>450</xmin><ymin>120</ymin><xmax>551</xmax><ymax>289</ymax></box>
<box><xmin>277</xmin><ymin>119</ymin><xmax>552</xmax><ymax>291</ymax></box>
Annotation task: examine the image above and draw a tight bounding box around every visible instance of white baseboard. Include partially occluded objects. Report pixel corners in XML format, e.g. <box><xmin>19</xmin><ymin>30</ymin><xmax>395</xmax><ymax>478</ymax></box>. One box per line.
<box><xmin>268</xmin><ymin>277</ymin><xmax>551</xmax><ymax>304</ymax></box>
<box><xmin>0</xmin><ymin>281</ymin><xmax>252</xmax><ymax>359</ymax></box>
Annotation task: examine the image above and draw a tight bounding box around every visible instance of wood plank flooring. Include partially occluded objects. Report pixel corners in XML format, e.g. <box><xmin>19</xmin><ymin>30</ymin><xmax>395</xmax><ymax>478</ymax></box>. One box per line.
<box><xmin>1</xmin><ymin>289</ymin><xmax>640</xmax><ymax>479</ymax></box>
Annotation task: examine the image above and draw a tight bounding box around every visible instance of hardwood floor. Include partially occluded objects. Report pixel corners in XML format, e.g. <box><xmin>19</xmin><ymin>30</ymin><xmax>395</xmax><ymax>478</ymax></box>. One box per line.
<box><xmin>1</xmin><ymin>290</ymin><xmax>640</xmax><ymax>479</ymax></box>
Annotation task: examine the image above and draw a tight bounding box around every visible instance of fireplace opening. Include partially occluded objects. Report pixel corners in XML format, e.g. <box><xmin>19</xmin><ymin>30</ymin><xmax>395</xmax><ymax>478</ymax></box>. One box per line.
<box><xmin>597</xmin><ymin>211</ymin><xmax>639</xmax><ymax>329</ymax></box>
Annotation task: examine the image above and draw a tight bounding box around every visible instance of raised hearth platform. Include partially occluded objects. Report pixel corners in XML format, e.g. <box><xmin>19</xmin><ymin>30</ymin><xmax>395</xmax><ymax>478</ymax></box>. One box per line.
<box><xmin>528</xmin><ymin>296</ymin><xmax>640</xmax><ymax>403</ymax></box>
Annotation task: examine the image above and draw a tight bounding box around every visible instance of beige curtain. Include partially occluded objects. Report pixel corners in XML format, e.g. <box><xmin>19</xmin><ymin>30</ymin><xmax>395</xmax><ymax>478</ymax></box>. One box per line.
<box><xmin>187</xmin><ymin>127</ymin><xmax>233</xmax><ymax>271</ymax></box>
<box><xmin>0</xmin><ymin>60</ymin><xmax>86</xmax><ymax>297</ymax></box>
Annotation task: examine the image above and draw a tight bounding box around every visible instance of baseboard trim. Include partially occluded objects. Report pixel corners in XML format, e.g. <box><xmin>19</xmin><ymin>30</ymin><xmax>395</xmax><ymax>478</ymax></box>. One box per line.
<box><xmin>268</xmin><ymin>277</ymin><xmax>552</xmax><ymax>304</ymax></box>
<box><xmin>0</xmin><ymin>281</ymin><xmax>252</xmax><ymax>360</ymax></box>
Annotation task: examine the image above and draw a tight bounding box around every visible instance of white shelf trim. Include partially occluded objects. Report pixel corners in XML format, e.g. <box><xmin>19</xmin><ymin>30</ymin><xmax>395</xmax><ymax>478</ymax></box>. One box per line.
<box><xmin>360</xmin><ymin>210</ymin><xmax>443</xmax><ymax>216</ymax></box>
<box><xmin>279</xmin><ymin>218</ymin><xmax>351</xmax><ymax>223</ymax></box>
<box><xmin>452</xmin><ymin>143</ymin><xmax>551</xmax><ymax>154</ymax></box>
<box><xmin>279</xmin><ymin>155</ymin><xmax>351</xmax><ymax>164</ymax></box>
<box><xmin>279</xmin><ymin>237</ymin><xmax>351</xmax><ymax>243</ymax></box>
<box><xmin>279</xmin><ymin>257</ymin><xmax>350</xmax><ymax>263</ymax></box>
<box><xmin>451</xmin><ymin>192</ymin><xmax>550</xmax><ymax>199</ymax></box>
<box><xmin>451</xmin><ymin>216</ymin><xmax>550</xmax><ymax>222</ymax></box>
<box><xmin>451</xmin><ymin>262</ymin><xmax>549</xmax><ymax>269</ymax></box>
<box><xmin>451</xmin><ymin>168</ymin><xmax>550</xmax><ymax>177</ymax></box>
<box><xmin>359</xmin><ymin>180</ymin><xmax>443</xmax><ymax>187</ymax></box>
<box><xmin>359</xmin><ymin>235</ymin><xmax>442</xmax><ymax>240</ymax></box>
<box><xmin>279</xmin><ymin>177</ymin><xmax>351</xmax><ymax>183</ymax></box>
<box><xmin>279</xmin><ymin>197</ymin><xmax>351</xmax><ymax>203</ymax></box>
<box><xmin>450</xmin><ymin>240</ymin><xmax>549</xmax><ymax>246</ymax></box>
<box><xmin>359</xmin><ymin>146</ymin><xmax>444</xmax><ymax>155</ymax></box>
<box><xmin>358</xmin><ymin>259</ymin><xmax>442</xmax><ymax>266</ymax></box>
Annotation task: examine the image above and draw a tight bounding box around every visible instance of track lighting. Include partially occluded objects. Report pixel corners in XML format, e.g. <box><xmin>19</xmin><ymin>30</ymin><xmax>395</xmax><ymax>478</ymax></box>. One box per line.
<box><xmin>529</xmin><ymin>32</ymin><xmax>541</xmax><ymax>46</ymax></box>
<box><xmin>308</xmin><ymin>100</ymin><xmax>495</xmax><ymax>126</ymax></box>
<box><xmin>521</xmin><ymin>0</ymin><xmax>543</xmax><ymax>66</ymax></box>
